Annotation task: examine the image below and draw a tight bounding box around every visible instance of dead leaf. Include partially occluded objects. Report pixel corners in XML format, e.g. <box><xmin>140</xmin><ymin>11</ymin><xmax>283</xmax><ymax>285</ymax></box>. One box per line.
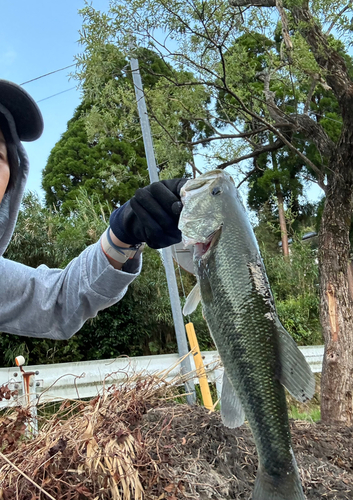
<box><xmin>75</xmin><ymin>484</ymin><xmax>93</xmax><ymax>497</ymax></box>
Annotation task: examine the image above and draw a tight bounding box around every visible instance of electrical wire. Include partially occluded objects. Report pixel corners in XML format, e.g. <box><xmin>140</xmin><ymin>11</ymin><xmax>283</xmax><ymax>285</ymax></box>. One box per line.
<box><xmin>37</xmin><ymin>86</ymin><xmax>77</xmax><ymax>103</ymax></box>
<box><xmin>20</xmin><ymin>64</ymin><xmax>76</xmax><ymax>85</ymax></box>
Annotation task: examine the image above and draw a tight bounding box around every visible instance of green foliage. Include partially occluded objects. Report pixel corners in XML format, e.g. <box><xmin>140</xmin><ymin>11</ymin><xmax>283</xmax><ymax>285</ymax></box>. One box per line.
<box><xmin>0</xmin><ymin>331</ymin><xmax>85</xmax><ymax>367</ymax></box>
<box><xmin>45</xmin><ymin>42</ymin><xmax>198</xmax><ymax>215</ymax></box>
<box><xmin>5</xmin><ymin>192</ymin><xmax>61</xmax><ymax>268</ymax></box>
<box><xmin>288</xmin><ymin>405</ymin><xmax>321</xmax><ymax>422</ymax></box>
<box><xmin>255</xmin><ymin>197</ymin><xmax>322</xmax><ymax>347</ymax></box>
<box><xmin>76</xmin><ymin>38</ymin><xmax>202</xmax><ymax>181</ymax></box>
<box><xmin>260</xmin><ymin>236</ymin><xmax>322</xmax><ymax>346</ymax></box>
<box><xmin>42</xmin><ymin>103</ymin><xmax>149</xmax><ymax>214</ymax></box>
<box><xmin>77</xmin><ymin>0</ymin><xmax>353</xmax><ymax>250</ymax></box>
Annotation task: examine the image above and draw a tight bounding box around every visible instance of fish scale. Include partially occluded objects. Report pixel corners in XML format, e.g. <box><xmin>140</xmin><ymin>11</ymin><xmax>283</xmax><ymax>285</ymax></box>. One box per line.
<box><xmin>179</xmin><ymin>170</ymin><xmax>313</xmax><ymax>500</ymax></box>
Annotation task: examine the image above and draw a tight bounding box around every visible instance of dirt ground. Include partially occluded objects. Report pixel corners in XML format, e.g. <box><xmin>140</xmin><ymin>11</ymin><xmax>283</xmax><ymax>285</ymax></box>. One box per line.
<box><xmin>140</xmin><ymin>404</ymin><xmax>353</xmax><ymax>500</ymax></box>
<box><xmin>0</xmin><ymin>380</ymin><xmax>352</xmax><ymax>499</ymax></box>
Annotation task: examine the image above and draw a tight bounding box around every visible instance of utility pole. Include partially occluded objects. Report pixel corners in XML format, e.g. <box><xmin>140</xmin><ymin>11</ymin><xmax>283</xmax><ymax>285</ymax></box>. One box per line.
<box><xmin>130</xmin><ymin>56</ymin><xmax>196</xmax><ymax>405</ymax></box>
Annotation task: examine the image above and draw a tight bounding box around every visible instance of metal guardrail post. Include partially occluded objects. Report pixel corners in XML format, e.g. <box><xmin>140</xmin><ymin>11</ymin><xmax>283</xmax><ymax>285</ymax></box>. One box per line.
<box><xmin>15</xmin><ymin>356</ymin><xmax>39</xmax><ymax>437</ymax></box>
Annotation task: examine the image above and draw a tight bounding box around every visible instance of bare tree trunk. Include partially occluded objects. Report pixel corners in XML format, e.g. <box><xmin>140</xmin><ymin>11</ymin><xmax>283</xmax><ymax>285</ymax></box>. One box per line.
<box><xmin>318</xmin><ymin>125</ymin><xmax>353</xmax><ymax>425</ymax></box>
<box><xmin>271</xmin><ymin>143</ymin><xmax>290</xmax><ymax>257</ymax></box>
<box><xmin>275</xmin><ymin>185</ymin><xmax>290</xmax><ymax>257</ymax></box>
<box><xmin>347</xmin><ymin>262</ymin><xmax>353</xmax><ymax>301</ymax></box>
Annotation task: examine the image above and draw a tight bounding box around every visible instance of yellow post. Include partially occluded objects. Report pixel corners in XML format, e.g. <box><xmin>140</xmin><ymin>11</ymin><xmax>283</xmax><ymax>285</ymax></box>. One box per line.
<box><xmin>185</xmin><ymin>322</ymin><xmax>214</xmax><ymax>411</ymax></box>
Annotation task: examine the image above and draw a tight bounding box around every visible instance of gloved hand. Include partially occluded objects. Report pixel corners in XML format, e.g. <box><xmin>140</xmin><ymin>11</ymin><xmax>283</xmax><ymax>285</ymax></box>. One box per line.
<box><xmin>110</xmin><ymin>178</ymin><xmax>187</xmax><ymax>249</ymax></box>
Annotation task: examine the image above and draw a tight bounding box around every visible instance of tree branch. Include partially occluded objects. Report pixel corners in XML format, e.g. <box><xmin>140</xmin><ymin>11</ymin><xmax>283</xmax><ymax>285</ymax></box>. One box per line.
<box><xmin>132</xmin><ymin>21</ymin><xmax>328</xmax><ymax>190</ymax></box>
<box><xmin>229</xmin><ymin>0</ymin><xmax>353</xmax><ymax>117</ymax></box>
<box><xmin>188</xmin><ymin>159</ymin><xmax>202</xmax><ymax>177</ymax></box>
<box><xmin>276</xmin><ymin>0</ymin><xmax>293</xmax><ymax>54</ymax></box>
<box><xmin>325</xmin><ymin>1</ymin><xmax>353</xmax><ymax>36</ymax></box>
<box><xmin>230</xmin><ymin>0</ymin><xmax>275</xmax><ymax>5</ymax></box>
<box><xmin>187</xmin><ymin>126</ymin><xmax>282</xmax><ymax>146</ymax></box>
<box><xmin>257</xmin><ymin>69</ymin><xmax>334</xmax><ymax>160</ymax></box>
<box><xmin>145</xmin><ymin>62</ymin><xmax>327</xmax><ymax>189</ymax></box>
<box><xmin>290</xmin><ymin>5</ymin><xmax>353</xmax><ymax>115</ymax></box>
<box><xmin>217</xmin><ymin>138</ymin><xmax>284</xmax><ymax>169</ymax></box>
<box><xmin>221</xmin><ymin>87</ymin><xmax>327</xmax><ymax>189</ymax></box>
<box><xmin>237</xmin><ymin>161</ymin><xmax>264</xmax><ymax>188</ymax></box>
<box><xmin>304</xmin><ymin>78</ymin><xmax>318</xmax><ymax>114</ymax></box>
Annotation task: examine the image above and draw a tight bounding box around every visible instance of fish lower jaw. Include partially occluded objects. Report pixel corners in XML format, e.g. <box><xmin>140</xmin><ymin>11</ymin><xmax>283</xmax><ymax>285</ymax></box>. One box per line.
<box><xmin>194</xmin><ymin>226</ymin><xmax>223</xmax><ymax>259</ymax></box>
<box><xmin>194</xmin><ymin>242</ymin><xmax>212</xmax><ymax>259</ymax></box>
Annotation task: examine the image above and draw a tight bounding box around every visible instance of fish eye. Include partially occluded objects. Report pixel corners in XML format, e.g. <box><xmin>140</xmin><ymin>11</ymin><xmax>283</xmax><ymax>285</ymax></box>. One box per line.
<box><xmin>212</xmin><ymin>187</ymin><xmax>222</xmax><ymax>196</ymax></box>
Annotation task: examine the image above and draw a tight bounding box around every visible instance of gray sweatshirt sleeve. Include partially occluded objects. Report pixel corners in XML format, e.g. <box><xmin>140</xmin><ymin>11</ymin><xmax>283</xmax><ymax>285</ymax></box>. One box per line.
<box><xmin>0</xmin><ymin>240</ymin><xmax>142</xmax><ymax>339</ymax></box>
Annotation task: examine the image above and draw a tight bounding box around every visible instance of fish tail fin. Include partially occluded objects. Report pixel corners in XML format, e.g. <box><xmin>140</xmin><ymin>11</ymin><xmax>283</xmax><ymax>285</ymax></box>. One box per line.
<box><xmin>253</xmin><ymin>459</ymin><xmax>305</xmax><ymax>500</ymax></box>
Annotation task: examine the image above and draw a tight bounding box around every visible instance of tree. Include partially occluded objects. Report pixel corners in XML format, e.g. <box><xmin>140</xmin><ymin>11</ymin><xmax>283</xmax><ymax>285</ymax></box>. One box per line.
<box><xmin>44</xmin><ymin>42</ymin><xmax>202</xmax><ymax>213</ymax></box>
<box><xmin>75</xmin><ymin>18</ymin><xmax>213</xmax><ymax>179</ymax></box>
<box><xmin>77</xmin><ymin>0</ymin><xmax>353</xmax><ymax>424</ymax></box>
<box><xmin>5</xmin><ymin>192</ymin><xmax>61</xmax><ymax>268</ymax></box>
<box><xmin>229</xmin><ymin>0</ymin><xmax>353</xmax><ymax>426</ymax></box>
<box><xmin>42</xmin><ymin>102</ymin><xmax>149</xmax><ymax>214</ymax></box>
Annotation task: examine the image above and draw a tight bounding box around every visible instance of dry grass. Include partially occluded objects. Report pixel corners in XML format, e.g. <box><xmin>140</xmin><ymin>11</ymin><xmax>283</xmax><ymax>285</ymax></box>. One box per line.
<box><xmin>1</xmin><ymin>367</ymin><xmax>351</xmax><ymax>500</ymax></box>
<box><xmin>0</xmin><ymin>360</ymin><xmax>196</xmax><ymax>500</ymax></box>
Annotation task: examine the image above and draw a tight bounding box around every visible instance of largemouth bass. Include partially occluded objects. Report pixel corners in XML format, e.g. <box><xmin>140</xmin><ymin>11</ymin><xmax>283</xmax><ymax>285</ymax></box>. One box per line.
<box><xmin>179</xmin><ymin>170</ymin><xmax>315</xmax><ymax>500</ymax></box>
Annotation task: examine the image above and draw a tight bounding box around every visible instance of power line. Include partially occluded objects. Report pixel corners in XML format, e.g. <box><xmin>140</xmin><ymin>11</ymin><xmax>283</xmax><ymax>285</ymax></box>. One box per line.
<box><xmin>20</xmin><ymin>64</ymin><xmax>76</xmax><ymax>86</ymax></box>
<box><xmin>37</xmin><ymin>86</ymin><xmax>77</xmax><ymax>103</ymax></box>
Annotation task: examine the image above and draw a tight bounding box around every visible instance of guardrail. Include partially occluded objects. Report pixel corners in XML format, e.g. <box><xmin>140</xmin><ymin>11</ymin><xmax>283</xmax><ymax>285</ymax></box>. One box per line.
<box><xmin>0</xmin><ymin>345</ymin><xmax>324</xmax><ymax>409</ymax></box>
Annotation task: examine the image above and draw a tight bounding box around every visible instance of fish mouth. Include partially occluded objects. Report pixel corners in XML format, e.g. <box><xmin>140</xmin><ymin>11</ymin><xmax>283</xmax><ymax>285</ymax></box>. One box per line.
<box><xmin>194</xmin><ymin>225</ymin><xmax>223</xmax><ymax>259</ymax></box>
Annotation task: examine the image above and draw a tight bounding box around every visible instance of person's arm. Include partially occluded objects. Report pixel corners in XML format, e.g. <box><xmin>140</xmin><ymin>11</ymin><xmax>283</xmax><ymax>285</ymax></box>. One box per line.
<box><xmin>0</xmin><ymin>178</ymin><xmax>186</xmax><ymax>340</ymax></box>
<box><xmin>0</xmin><ymin>239</ymin><xmax>142</xmax><ymax>339</ymax></box>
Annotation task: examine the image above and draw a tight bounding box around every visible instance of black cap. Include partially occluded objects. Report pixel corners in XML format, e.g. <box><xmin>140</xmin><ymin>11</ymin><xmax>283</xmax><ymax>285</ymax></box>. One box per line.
<box><xmin>0</xmin><ymin>79</ymin><xmax>44</xmax><ymax>142</ymax></box>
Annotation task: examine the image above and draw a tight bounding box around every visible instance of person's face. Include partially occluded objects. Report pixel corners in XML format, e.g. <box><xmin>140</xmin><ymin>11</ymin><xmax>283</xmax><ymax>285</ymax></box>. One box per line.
<box><xmin>0</xmin><ymin>129</ymin><xmax>10</xmax><ymax>204</ymax></box>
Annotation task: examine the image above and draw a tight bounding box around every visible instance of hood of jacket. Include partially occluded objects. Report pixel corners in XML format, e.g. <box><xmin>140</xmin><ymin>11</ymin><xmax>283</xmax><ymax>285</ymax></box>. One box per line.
<box><xmin>0</xmin><ymin>103</ymin><xmax>30</xmax><ymax>257</ymax></box>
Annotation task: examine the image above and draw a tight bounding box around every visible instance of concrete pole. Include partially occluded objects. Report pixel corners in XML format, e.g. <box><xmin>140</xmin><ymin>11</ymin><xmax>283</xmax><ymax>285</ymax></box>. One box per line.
<box><xmin>130</xmin><ymin>56</ymin><xmax>196</xmax><ymax>404</ymax></box>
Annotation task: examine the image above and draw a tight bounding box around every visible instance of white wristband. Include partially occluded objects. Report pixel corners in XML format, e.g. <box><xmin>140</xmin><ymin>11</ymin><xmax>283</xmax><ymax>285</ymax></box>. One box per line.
<box><xmin>101</xmin><ymin>228</ymin><xmax>144</xmax><ymax>264</ymax></box>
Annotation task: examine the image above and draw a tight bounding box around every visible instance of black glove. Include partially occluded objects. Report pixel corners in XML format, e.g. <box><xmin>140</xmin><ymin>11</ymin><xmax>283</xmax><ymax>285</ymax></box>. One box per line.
<box><xmin>110</xmin><ymin>178</ymin><xmax>187</xmax><ymax>249</ymax></box>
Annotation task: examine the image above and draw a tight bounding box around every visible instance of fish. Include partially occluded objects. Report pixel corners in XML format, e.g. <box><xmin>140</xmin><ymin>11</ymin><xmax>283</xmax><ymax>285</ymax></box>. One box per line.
<box><xmin>178</xmin><ymin>169</ymin><xmax>315</xmax><ymax>500</ymax></box>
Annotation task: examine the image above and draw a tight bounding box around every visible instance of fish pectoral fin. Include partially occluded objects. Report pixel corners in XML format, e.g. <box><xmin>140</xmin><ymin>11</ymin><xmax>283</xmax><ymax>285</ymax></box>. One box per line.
<box><xmin>183</xmin><ymin>283</ymin><xmax>201</xmax><ymax>316</ymax></box>
<box><xmin>220</xmin><ymin>371</ymin><xmax>245</xmax><ymax>428</ymax></box>
<box><xmin>277</xmin><ymin>319</ymin><xmax>316</xmax><ymax>403</ymax></box>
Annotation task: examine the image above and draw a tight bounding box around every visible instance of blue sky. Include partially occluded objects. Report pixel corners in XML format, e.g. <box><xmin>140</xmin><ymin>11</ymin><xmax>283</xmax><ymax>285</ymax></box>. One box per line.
<box><xmin>1</xmin><ymin>0</ymin><xmax>109</xmax><ymax>199</ymax></box>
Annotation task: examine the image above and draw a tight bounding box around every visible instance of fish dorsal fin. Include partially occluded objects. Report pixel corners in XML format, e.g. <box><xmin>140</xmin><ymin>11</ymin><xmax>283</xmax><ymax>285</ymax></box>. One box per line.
<box><xmin>183</xmin><ymin>283</ymin><xmax>201</xmax><ymax>316</ymax></box>
<box><xmin>221</xmin><ymin>370</ymin><xmax>245</xmax><ymax>428</ymax></box>
<box><xmin>276</xmin><ymin>318</ymin><xmax>316</xmax><ymax>402</ymax></box>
